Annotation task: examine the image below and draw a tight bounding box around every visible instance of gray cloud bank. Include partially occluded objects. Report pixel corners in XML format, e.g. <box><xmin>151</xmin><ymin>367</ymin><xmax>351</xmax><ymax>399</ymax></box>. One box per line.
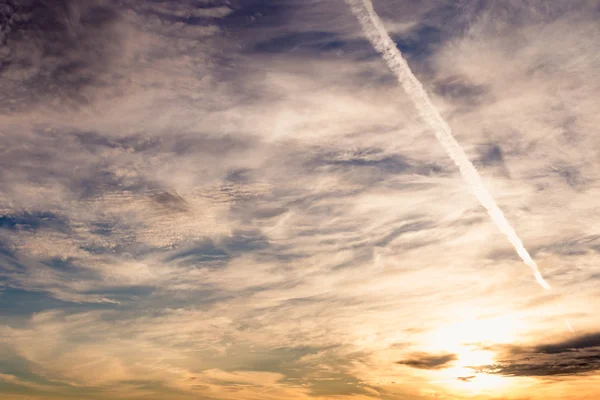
<box><xmin>478</xmin><ymin>332</ymin><xmax>600</xmax><ymax>377</ymax></box>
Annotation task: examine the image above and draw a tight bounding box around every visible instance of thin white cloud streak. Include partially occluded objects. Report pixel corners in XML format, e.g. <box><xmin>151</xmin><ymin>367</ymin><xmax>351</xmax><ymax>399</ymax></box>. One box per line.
<box><xmin>345</xmin><ymin>0</ymin><xmax>552</xmax><ymax>291</ymax></box>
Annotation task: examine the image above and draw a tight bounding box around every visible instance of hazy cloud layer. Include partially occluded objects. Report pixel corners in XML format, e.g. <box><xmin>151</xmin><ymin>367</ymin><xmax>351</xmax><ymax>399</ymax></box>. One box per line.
<box><xmin>1</xmin><ymin>0</ymin><xmax>600</xmax><ymax>399</ymax></box>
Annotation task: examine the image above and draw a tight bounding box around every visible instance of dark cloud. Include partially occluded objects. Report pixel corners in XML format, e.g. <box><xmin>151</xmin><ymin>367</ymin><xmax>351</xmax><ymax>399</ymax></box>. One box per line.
<box><xmin>377</xmin><ymin>0</ymin><xmax>600</xmax><ymax>30</ymax></box>
<box><xmin>0</xmin><ymin>211</ymin><xmax>69</xmax><ymax>233</ymax></box>
<box><xmin>221</xmin><ymin>0</ymin><xmax>291</xmax><ymax>30</ymax></box>
<box><xmin>373</xmin><ymin>220</ymin><xmax>435</xmax><ymax>248</ymax></box>
<box><xmin>488</xmin><ymin>234</ymin><xmax>600</xmax><ymax>263</ymax></box>
<box><xmin>551</xmin><ymin>165</ymin><xmax>587</xmax><ymax>190</ymax></box>
<box><xmin>150</xmin><ymin>190</ymin><xmax>189</xmax><ymax>213</ymax></box>
<box><xmin>537</xmin><ymin>332</ymin><xmax>600</xmax><ymax>354</ymax></box>
<box><xmin>0</xmin><ymin>0</ymin><xmax>230</xmax><ymax>113</ymax></box>
<box><xmin>0</xmin><ymin>286</ymin><xmax>115</xmax><ymax>316</ymax></box>
<box><xmin>434</xmin><ymin>78</ymin><xmax>488</xmax><ymax>106</ymax></box>
<box><xmin>1</xmin><ymin>128</ymin><xmax>146</xmax><ymax>186</ymax></box>
<box><xmin>125</xmin><ymin>0</ymin><xmax>228</xmax><ymax>23</ymax></box>
<box><xmin>474</xmin><ymin>143</ymin><xmax>512</xmax><ymax>177</ymax></box>
<box><xmin>393</xmin><ymin>24</ymin><xmax>442</xmax><ymax>61</ymax></box>
<box><xmin>0</xmin><ymin>126</ymin><xmax>258</xmax><ymax>210</ymax></box>
<box><xmin>166</xmin><ymin>230</ymin><xmax>269</xmax><ymax>267</ymax></box>
<box><xmin>368</xmin><ymin>0</ymin><xmax>600</xmax><ymax>82</ymax></box>
<box><xmin>252</xmin><ymin>31</ymin><xmax>344</xmax><ymax>54</ymax></box>
<box><xmin>0</xmin><ymin>249</ymin><xmax>115</xmax><ymax>304</ymax></box>
<box><xmin>478</xmin><ymin>144</ymin><xmax>506</xmax><ymax>167</ymax></box>
<box><xmin>537</xmin><ymin>235</ymin><xmax>600</xmax><ymax>257</ymax></box>
<box><xmin>169</xmin><ymin>133</ymin><xmax>255</xmax><ymax>156</ymax></box>
<box><xmin>0</xmin><ymin>0</ymin><xmax>122</xmax><ymax>111</ymax></box>
<box><xmin>396</xmin><ymin>353</ymin><xmax>457</xmax><ymax>370</ymax></box>
<box><xmin>477</xmin><ymin>332</ymin><xmax>600</xmax><ymax>377</ymax></box>
<box><xmin>478</xmin><ymin>355</ymin><xmax>600</xmax><ymax>377</ymax></box>
<box><xmin>224</xmin><ymin>168</ymin><xmax>253</xmax><ymax>184</ymax></box>
<box><xmin>73</xmin><ymin>131</ymin><xmax>161</xmax><ymax>155</ymax></box>
<box><xmin>308</xmin><ymin>148</ymin><xmax>446</xmax><ymax>187</ymax></box>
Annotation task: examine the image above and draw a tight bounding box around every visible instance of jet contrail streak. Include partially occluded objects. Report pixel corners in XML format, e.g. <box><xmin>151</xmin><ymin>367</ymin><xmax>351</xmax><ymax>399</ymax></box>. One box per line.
<box><xmin>346</xmin><ymin>0</ymin><xmax>552</xmax><ymax>291</ymax></box>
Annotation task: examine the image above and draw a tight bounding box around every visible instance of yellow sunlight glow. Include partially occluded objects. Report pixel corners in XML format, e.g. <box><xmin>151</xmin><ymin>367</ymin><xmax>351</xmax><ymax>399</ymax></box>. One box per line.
<box><xmin>425</xmin><ymin>309</ymin><xmax>521</xmax><ymax>394</ymax></box>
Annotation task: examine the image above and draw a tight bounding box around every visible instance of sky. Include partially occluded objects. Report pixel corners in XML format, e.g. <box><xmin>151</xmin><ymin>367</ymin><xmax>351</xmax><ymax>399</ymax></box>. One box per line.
<box><xmin>1</xmin><ymin>0</ymin><xmax>600</xmax><ymax>399</ymax></box>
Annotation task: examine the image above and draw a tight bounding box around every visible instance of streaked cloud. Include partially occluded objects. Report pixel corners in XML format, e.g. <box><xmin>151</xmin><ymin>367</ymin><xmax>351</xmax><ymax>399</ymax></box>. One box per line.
<box><xmin>397</xmin><ymin>353</ymin><xmax>458</xmax><ymax>370</ymax></box>
<box><xmin>478</xmin><ymin>332</ymin><xmax>600</xmax><ymax>377</ymax></box>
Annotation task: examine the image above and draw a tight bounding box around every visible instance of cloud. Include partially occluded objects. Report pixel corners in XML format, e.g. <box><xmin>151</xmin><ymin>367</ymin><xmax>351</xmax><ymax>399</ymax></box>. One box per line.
<box><xmin>396</xmin><ymin>353</ymin><xmax>458</xmax><ymax>370</ymax></box>
<box><xmin>0</xmin><ymin>0</ymin><xmax>122</xmax><ymax>111</ymax></box>
<box><xmin>0</xmin><ymin>372</ymin><xmax>57</xmax><ymax>392</ymax></box>
<box><xmin>476</xmin><ymin>332</ymin><xmax>600</xmax><ymax>377</ymax></box>
<box><xmin>538</xmin><ymin>333</ymin><xmax>600</xmax><ymax>354</ymax></box>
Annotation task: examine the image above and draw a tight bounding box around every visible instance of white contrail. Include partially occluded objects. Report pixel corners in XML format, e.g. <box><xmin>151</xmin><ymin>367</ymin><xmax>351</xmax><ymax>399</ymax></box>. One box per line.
<box><xmin>345</xmin><ymin>0</ymin><xmax>552</xmax><ymax>291</ymax></box>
